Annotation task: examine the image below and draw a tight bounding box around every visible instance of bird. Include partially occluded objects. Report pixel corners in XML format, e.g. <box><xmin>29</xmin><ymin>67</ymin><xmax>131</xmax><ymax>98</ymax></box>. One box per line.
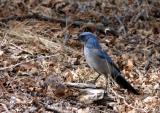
<box><xmin>77</xmin><ymin>32</ymin><xmax>139</xmax><ymax>95</ymax></box>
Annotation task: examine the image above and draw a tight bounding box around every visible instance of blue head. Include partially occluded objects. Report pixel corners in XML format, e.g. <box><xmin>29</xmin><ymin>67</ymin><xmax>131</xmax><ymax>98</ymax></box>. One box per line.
<box><xmin>79</xmin><ymin>32</ymin><xmax>96</xmax><ymax>42</ymax></box>
<box><xmin>78</xmin><ymin>32</ymin><xmax>101</xmax><ymax>49</ymax></box>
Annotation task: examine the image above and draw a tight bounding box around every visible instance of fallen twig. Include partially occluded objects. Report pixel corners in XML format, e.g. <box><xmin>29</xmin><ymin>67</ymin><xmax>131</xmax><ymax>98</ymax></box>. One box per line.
<box><xmin>144</xmin><ymin>49</ymin><xmax>153</xmax><ymax>72</ymax></box>
<box><xmin>0</xmin><ymin>13</ymin><xmax>120</xmax><ymax>35</ymax></box>
<box><xmin>64</xmin><ymin>82</ymin><xmax>102</xmax><ymax>89</ymax></box>
<box><xmin>0</xmin><ymin>13</ymin><xmax>83</xmax><ymax>26</ymax></box>
<box><xmin>44</xmin><ymin>105</ymin><xmax>61</xmax><ymax>113</ymax></box>
<box><xmin>115</xmin><ymin>15</ymin><xmax>127</xmax><ymax>35</ymax></box>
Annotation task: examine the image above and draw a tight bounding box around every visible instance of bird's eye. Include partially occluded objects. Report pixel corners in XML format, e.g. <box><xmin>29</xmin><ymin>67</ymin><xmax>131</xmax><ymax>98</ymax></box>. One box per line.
<box><xmin>79</xmin><ymin>35</ymin><xmax>85</xmax><ymax>41</ymax></box>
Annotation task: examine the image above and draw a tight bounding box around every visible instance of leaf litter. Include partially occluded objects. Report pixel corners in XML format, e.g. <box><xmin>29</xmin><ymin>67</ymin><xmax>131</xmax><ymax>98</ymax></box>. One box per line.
<box><xmin>0</xmin><ymin>0</ymin><xmax>160</xmax><ymax>112</ymax></box>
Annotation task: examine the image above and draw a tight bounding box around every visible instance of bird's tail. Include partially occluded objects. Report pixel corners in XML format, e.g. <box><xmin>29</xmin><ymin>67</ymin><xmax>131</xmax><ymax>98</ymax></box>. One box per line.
<box><xmin>112</xmin><ymin>74</ymin><xmax>140</xmax><ymax>95</ymax></box>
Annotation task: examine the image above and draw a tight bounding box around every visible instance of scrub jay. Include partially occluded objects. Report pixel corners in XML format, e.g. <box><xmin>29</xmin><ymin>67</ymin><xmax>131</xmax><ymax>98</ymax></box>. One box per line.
<box><xmin>78</xmin><ymin>32</ymin><xmax>139</xmax><ymax>95</ymax></box>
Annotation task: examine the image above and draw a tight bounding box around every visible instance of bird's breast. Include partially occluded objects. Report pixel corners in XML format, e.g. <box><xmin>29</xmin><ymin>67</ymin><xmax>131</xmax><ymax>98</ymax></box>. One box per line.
<box><xmin>84</xmin><ymin>47</ymin><xmax>96</xmax><ymax>68</ymax></box>
<box><xmin>84</xmin><ymin>47</ymin><xmax>110</xmax><ymax>75</ymax></box>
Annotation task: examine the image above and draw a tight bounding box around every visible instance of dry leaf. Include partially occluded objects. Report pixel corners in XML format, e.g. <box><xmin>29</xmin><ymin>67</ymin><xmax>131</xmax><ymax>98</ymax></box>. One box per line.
<box><xmin>0</xmin><ymin>50</ymin><xmax>4</xmax><ymax>56</ymax></box>
<box><xmin>64</xmin><ymin>70</ymin><xmax>73</xmax><ymax>82</ymax></box>
<box><xmin>126</xmin><ymin>59</ymin><xmax>134</xmax><ymax>71</ymax></box>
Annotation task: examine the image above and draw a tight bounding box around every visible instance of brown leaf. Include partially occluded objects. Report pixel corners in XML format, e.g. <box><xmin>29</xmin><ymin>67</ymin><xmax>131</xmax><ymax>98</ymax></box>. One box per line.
<box><xmin>126</xmin><ymin>59</ymin><xmax>134</xmax><ymax>71</ymax></box>
<box><xmin>54</xmin><ymin>84</ymin><xmax>66</xmax><ymax>98</ymax></box>
<box><xmin>64</xmin><ymin>70</ymin><xmax>73</xmax><ymax>82</ymax></box>
<box><xmin>0</xmin><ymin>50</ymin><xmax>4</xmax><ymax>56</ymax></box>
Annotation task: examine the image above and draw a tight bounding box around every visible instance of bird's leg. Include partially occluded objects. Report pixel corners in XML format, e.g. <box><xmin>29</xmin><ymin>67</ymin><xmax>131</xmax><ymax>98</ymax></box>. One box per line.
<box><xmin>93</xmin><ymin>74</ymin><xmax>101</xmax><ymax>84</ymax></box>
<box><xmin>88</xmin><ymin>73</ymin><xmax>101</xmax><ymax>84</ymax></box>
<box><xmin>107</xmin><ymin>74</ymin><xmax>112</xmax><ymax>93</ymax></box>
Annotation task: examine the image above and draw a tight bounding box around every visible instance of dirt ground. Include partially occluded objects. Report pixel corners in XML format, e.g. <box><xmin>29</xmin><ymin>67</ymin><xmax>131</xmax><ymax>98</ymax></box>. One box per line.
<box><xmin>0</xmin><ymin>0</ymin><xmax>160</xmax><ymax>113</ymax></box>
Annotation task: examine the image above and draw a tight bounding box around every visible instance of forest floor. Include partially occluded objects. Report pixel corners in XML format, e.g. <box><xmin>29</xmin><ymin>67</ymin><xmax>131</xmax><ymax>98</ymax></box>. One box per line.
<box><xmin>0</xmin><ymin>0</ymin><xmax>160</xmax><ymax>113</ymax></box>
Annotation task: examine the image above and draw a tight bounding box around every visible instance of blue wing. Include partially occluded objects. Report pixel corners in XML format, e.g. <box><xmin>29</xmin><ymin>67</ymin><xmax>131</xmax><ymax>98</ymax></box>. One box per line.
<box><xmin>96</xmin><ymin>49</ymin><xmax>112</xmax><ymax>62</ymax></box>
<box><xmin>85</xmin><ymin>37</ymin><xmax>121</xmax><ymax>72</ymax></box>
<box><xmin>96</xmin><ymin>49</ymin><xmax>121</xmax><ymax>72</ymax></box>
